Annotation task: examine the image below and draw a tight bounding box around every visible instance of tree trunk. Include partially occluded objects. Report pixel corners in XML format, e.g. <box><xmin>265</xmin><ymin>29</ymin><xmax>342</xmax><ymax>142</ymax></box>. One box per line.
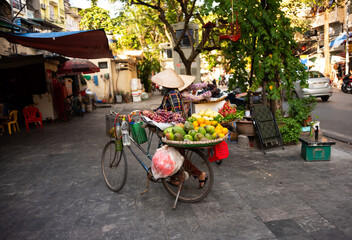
<box><xmin>262</xmin><ymin>81</ymin><xmax>267</xmax><ymax>106</ymax></box>
<box><xmin>324</xmin><ymin>0</ymin><xmax>331</xmax><ymax>77</ymax></box>
<box><xmin>269</xmin><ymin>79</ymin><xmax>282</xmax><ymax>116</ymax></box>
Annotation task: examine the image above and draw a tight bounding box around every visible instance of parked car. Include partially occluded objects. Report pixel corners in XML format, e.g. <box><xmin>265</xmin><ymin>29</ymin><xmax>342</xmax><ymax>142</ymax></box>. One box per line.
<box><xmin>293</xmin><ymin>71</ymin><xmax>333</xmax><ymax>102</ymax></box>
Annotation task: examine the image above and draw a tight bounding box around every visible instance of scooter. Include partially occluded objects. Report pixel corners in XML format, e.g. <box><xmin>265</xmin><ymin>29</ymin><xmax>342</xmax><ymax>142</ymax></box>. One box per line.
<box><xmin>341</xmin><ymin>76</ymin><xmax>352</xmax><ymax>93</ymax></box>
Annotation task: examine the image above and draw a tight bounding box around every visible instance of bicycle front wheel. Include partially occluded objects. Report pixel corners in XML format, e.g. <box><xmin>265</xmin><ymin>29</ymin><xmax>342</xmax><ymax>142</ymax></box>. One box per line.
<box><xmin>101</xmin><ymin>140</ymin><xmax>127</xmax><ymax>192</ymax></box>
<box><xmin>162</xmin><ymin>149</ymin><xmax>213</xmax><ymax>203</ymax></box>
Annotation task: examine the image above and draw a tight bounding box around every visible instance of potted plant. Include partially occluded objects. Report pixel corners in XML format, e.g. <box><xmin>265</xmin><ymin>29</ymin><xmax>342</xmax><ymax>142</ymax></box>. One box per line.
<box><xmin>288</xmin><ymin>96</ymin><xmax>317</xmax><ymax>127</ymax></box>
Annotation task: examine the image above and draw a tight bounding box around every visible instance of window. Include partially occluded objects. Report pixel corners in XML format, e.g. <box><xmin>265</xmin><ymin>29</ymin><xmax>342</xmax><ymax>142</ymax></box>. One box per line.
<box><xmin>175</xmin><ymin>29</ymin><xmax>194</xmax><ymax>47</ymax></box>
<box><xmin>49</xmin><ymin>5</ymin><xmax>55</xmax><ymax>19</ymax></box>
<box><xmin>98</xmin><ymin>62</ymin><xmax>108</xmax><ymax>69</ymax></box>
<box><xmin>309</xmin><ymin>71</ymin><xmax>324</xmax><ymax>78</ymax></box>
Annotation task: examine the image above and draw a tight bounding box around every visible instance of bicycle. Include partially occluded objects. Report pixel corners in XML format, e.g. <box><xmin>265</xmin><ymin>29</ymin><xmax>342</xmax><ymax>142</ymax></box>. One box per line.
<box><xmin>64</xmin><ymin>91</ymin><xmax>84</xmax><ymax>119</ymax></box>
<box><xmin>101</xmin><ymin>110</ymin><xmax>214</xmax><ymax>209</ymax></box>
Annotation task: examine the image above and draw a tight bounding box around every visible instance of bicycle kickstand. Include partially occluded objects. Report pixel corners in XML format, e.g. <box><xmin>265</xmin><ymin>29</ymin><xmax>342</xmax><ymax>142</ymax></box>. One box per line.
<box><xmin>172</xmin><ymin>172</ymin><xmax>185</xmax><ymax>210</ymax></box>
<box><xmin>141</xmin><ymin>170</ymin><xmax>157</xmax><ymax>195</ymax></box>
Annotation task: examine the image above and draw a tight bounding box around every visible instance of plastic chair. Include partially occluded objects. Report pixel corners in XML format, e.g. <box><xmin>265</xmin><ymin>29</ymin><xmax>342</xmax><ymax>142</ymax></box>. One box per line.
<box><xmin>2</xmin><ymin>110</ymin><xmax>20</xmax><ymax>135</ymax></box>
<box><xmin>23</xmin><ymin>106</ymin><xmax>43</xmax><ymax>132</ymax></box>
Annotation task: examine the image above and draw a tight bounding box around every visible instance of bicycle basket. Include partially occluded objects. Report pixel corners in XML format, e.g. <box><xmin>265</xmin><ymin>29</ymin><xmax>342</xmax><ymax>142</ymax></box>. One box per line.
<box><xmin>208</xmin><ymin>141</ymin><xmax>229</xmax><ymax>162</ymax></box>
<box><xmin>130</xmin><ymin>121</ymin><xmax>148</xmax><ymax>144</ymax></box>
<box><xmin>106</xmin><ymin>115</ymin><xmax>118</xmax><ymax>138</ymax></box>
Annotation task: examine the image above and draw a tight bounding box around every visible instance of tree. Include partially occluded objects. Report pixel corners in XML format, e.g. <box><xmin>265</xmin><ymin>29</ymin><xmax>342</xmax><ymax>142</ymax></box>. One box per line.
<box><xmin>113</xmin><ymin>5</ymin><xmax>169</xmax><ymax>54</ymax></box>
<box><xmin>79</xmin><ymin>6</ymin><xmax>115</xmax><ymax>33</ymax></box>
<box><xmin>116</xmin><ymin>0</ymin><xmax>220</xmax><ymax>75</ymax></box>
<box><xmin>212</xmin><ymin>0</ymin><xmax>307</xmax><ymax>114</ymax></box>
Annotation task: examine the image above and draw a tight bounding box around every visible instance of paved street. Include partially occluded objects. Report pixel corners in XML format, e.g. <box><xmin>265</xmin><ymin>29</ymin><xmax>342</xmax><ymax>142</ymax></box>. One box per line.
<box><xmin>312</xmin><ymin>88</ymin><xmax>352</xmax><ymax>144</ymax></box>
<box><xmin>0</xmin><ymin>95</ymin><xmax>352</xmax><ymax>239</ymax></box>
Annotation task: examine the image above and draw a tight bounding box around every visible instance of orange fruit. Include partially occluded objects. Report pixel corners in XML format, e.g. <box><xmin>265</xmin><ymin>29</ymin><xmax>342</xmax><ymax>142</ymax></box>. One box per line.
<box><xmin>205</xmin><ymin>120</ymin><xmax>211</xmax><ymax>125</ymax></box>
<box><xmin>197</xmin><ymin>118</ymin><xmax>205</xmax><ymax>125</ymax></box>
<box><xmin>222</xmin><ymin>128</ymin><xmax>228</xmax><ymax>134</ymax></box>
<box><xmin>200</xmin><ymin>123</ymin><xmax>206</xmax><ymax>127</ymax></box>
<box><xmin>219</xmin><ymin>133</ymin><xmax>225</xmax><ymax>138</ymax></box>
<box><xmin>195</xmin><ymin>127</ymin><xmax>199</xmax><ymax>131</ymax></box>
<box><xmin>192</xmin><ymin>121</ymin><xmax>199</xmax><ymax>127</ymax></box>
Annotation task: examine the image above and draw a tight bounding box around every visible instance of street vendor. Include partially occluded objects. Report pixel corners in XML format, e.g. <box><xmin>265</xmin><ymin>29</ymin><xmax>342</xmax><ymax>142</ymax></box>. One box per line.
<box><xmin>153</xmin><ymin>69</ymin><xmax>186</xmax><ymax>118</ymax></box>
<box><xmin>151</xmin><ymin>69</ymin><xmax>207</xmax><ymax>188</ymax></box>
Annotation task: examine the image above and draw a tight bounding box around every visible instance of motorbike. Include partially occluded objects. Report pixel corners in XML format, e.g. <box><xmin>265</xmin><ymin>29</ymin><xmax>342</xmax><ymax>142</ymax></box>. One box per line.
<box><xmin>341</xmin><ymin>75</ymin><xmax>352</xmax><ymax>93</ymax></box>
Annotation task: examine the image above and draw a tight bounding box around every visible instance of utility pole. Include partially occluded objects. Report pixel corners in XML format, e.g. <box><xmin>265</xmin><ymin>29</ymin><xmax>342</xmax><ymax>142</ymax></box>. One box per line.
<box><xmin>324</xmin><ymin>0</ymin><xmax>331</xmax><ymax>77</ymax></box>
<box><xmin>346</xmin><ymin>0</ymin><xmax>350</xmax><ymax>75</ymax></box>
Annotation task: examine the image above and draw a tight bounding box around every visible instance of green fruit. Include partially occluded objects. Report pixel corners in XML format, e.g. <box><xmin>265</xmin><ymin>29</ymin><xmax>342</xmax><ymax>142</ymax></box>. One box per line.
<box><xmin>184</xmin><ymin>135</ymin><xmax>193</xmax><ymax>141</ymax></box>
<box><xmin>188</xmin><ymin>130</ymin><xmax>197</xmax><ymax>138</ymax></box>
<box><xmin>166</xmin><ymin>132</ymin><xmax>174</xmax><ymax>140</ymax></box>
<box><xmin>163</xmin><ymin>127</ymin><xmax>173</xmax><ymax>135</ymax></box>
<box><xmin>198</xmin><ymin>127</ymin><xmax>206</xmax><ymax>135</ymax></box>
<box><xmin>183</xmin><ymin>121</ymin><xmax>195</xmax><ymax>132</ymax></box>
<box><xmin>205</xmin><ymin>133</ymin><xmax>213</xmax><ymax>140</ymax></box>
<box><xmin>174</xmin><ymin>132</ymin><xmax>184</xmax><ymax>141</ymax></box>
<box><xmin>194</xmin><ymin>133</ymin><xmax>204</xmax><ymax>141</ymax></box>
<box><xmin>173</xmin><ymin>126</ymin><xmax>186</xmax><ymax>136</ymax></box>
<box><xmin>205</xmin><ymin>125</ymin><xmax>215</xmax><ymax>134</ymax></box>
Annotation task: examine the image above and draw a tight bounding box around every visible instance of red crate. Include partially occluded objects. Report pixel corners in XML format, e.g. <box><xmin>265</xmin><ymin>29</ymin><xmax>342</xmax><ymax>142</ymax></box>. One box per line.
<box><xmin>208</xmin><ymin>141</ymin><xmax>229</xmax><ymax>162</ymax></box>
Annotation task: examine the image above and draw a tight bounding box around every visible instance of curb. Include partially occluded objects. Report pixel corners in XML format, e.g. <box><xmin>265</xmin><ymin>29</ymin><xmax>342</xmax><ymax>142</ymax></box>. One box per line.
<box><xmin>322</xmin><ymin>128</ymin><xmax>352</xmax><ymax>145</ymax></box>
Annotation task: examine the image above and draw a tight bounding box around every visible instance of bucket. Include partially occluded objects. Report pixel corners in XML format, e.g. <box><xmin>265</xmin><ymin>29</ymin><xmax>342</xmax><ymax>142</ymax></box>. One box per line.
<box><xmin>131</xmin><ymin>78</ymin><xmax>138</xmax><ymax>91</ymax></box>
<box><xmin>86</xmin><ymin>104</ymin><xmax>93</xmax><ymax>112</ymax></box>
<box><xmin>141</xmin><ymin>92</ymin><xmax>149</xmax><ymax>100</ymax></box>
<box><xmin>131</xmin><ymin>90</ymin><xmax>141</xmax><ymax>102</ymax></box>
<box><xmin>137</xmin><ymin>79</ymin><xmax>142</xmax><ymax>90</ymax></box>
<box><xmin>116</xmin><ymin>94</ymin><xmax>122</xmax><ymax>103</ymax></box>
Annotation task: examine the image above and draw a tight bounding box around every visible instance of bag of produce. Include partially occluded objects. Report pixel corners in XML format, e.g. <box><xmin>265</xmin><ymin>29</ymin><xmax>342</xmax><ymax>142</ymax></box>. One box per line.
<box><xmin>151</xmin><ymin>145</ymin><xmax>184</xmax><ymax>179</ymax></box>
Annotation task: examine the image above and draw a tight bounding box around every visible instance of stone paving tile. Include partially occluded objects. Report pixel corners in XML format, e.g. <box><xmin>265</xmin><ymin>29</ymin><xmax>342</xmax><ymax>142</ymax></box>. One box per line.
<box><xmin>310</xmin><ymin>228</ymin><xmax>351</xmax><ymax>240</ymax></box>
<box><xmin>293</xmin><ymin>214</ymin><xmax>336</xmax><ymax>233</ymax></box>
<box><xmin>265</xmin><ymin>219</ymin><xmax>306</xmax><ymax>238</ymax></box>
<box><xmin>1</xmin><ymin>105</ymin><xmax>352</xmax><ymax>239</ymax></box>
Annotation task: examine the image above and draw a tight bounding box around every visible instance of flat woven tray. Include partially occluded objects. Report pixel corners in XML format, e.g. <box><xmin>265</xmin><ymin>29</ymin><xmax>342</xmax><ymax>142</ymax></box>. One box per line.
<box><xmin>190</xmin><ymin>94</ymin><xmax>228</xmax><ymax>104</ymax></box>
<box><xmin>162</xmin><ymin>133</ymin><xmax>228</xmax><ymax>148</ymax></box>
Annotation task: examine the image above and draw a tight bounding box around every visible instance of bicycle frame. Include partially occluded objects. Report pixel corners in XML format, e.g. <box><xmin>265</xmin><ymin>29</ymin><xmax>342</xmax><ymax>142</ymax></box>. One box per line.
<box><xmin>111</xmin><ymin>110</ymin><xmax>162</xmax><ymax>175</ymax></box>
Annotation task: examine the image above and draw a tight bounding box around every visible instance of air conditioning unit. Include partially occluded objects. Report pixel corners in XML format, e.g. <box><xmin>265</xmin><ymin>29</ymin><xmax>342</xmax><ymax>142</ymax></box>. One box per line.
<box><xmin>41</xmin><ymin>3</ymin><xmax>46</xmax><ymax>9</ymax></box>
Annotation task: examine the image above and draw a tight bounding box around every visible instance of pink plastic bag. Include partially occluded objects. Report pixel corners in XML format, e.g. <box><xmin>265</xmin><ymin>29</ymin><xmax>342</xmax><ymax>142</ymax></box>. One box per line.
<box><xmin>151</xmin><ymin>145</ymin><xmax>184</xmax><ymax>180</ymax></box>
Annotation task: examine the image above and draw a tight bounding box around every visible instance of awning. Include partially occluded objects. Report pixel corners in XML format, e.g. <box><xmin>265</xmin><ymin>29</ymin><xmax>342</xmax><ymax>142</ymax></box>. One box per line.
<box><xmin>329</xmin><ymin>32</ymin><xmax>352</xmax><ymax>48</ymax></box>
<box><xmin>0</xmin><ymin>29</ymin><xmax>113</xmax><ymax>59</ymax></box>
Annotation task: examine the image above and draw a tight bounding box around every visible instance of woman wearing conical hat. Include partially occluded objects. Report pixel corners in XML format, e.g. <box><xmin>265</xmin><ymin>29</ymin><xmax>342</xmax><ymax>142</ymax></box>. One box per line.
<box><xmin>151</xmin><ymin>69</ymin><xmax>207</xmax><ymax>188</ymax></box>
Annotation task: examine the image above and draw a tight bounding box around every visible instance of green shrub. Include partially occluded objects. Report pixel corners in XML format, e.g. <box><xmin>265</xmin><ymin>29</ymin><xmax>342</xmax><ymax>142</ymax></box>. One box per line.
<box><xmin>276</xmin><ymin>111</ymin><xmax>301</xmax><ymax>144</ymax></box>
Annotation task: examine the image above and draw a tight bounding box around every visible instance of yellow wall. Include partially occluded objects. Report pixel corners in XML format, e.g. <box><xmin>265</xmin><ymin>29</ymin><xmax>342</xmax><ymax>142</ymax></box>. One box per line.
<box><xmin>39</xmin><ymin>0</ymin><xmax>65</xmax><ymax>28</ymax></box>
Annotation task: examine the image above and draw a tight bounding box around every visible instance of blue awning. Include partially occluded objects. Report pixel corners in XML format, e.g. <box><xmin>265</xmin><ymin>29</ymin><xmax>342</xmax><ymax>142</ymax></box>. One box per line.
<box><xmin>0</xmin><ymin>29</ymin><xmax>113</xmax><ymax>59</ymax></box>
<box><xmin>329</xmin><ymin>32</ymin><xmax>352</xmax><ymax>48</ymax></box>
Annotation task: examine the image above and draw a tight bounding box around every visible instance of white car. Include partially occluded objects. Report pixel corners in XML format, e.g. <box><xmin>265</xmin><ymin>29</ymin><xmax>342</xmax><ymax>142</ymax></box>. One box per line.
<box><xmin>294</xmin><ymin>71</ymin><xmax>333</xmax><ymax>102</ymax></box>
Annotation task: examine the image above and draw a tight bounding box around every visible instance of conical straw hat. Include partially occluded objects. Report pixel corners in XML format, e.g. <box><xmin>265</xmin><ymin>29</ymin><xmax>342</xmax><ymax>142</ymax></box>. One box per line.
<box><xmin>151</xmin><ymin>69</ymin><xmax>185</xmax><ymax>88</ymax></box>
<box><xmin>179</xmin><ymin>75</ymin><xmax>196</xmax><ymax>91</ymax></box>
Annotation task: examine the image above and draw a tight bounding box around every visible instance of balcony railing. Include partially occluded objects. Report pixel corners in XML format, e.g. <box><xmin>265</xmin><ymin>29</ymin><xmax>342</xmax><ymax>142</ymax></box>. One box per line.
<box><xmin>311</xmin><ymin>7</ymin><xmax>345</xmax><ymax>28</ymax></box>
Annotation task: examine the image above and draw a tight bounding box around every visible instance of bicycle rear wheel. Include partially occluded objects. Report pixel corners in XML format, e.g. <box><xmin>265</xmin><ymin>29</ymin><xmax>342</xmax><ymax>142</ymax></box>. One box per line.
<box><xmin>162</xmin><ymin>149</ymin><xmax>213</xmax><ymax>203</ymax></box>
<box><xmin>101</xmin><ymin>140</ymin><xmax>127</xmax><ymax>192</ymax></box>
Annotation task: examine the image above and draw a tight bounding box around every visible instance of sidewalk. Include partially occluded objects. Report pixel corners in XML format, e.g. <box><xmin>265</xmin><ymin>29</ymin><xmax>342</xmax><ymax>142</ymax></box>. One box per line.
<box><xmin>0</xmin><ymin>96</ymin><xmax>351</xmax><ymax>239</ymax></box>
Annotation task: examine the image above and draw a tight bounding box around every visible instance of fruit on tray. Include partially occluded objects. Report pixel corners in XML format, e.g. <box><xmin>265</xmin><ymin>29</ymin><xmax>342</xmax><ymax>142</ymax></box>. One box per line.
<box><xmin>219</xmin><ymin>101</ymin><xmax>236</xmax><ymax>118</ymax></box>
<box><xmin>189</xmin><ymin>109</ymin><xmax>220</xmax><ymax>121</ymax></box>
<box><xmin>142</xmin><ymin>109</ymin><xmax>185</xmax><ymax>123</ymax></box>
<box><xmin>163</xmin><ymin>121</ymin><xmax>228</xmax><ymax>142</ymax></box>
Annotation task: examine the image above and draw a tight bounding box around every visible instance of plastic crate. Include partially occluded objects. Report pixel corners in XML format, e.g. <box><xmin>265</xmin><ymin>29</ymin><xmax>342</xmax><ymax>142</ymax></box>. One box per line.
<box><xmin>301</xmin><ymin>144</ymin><xmax>332</xmax><ymax>161</ymax></box>
<box><xmin>208</xmin><ymin>141</ymin><xmax>229</xmax><ymax>162</ymax></box>
<box><xmin>130</xmin><ymin>121</ymin><xmax>148</xmax><ymax>144</ymax></box>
